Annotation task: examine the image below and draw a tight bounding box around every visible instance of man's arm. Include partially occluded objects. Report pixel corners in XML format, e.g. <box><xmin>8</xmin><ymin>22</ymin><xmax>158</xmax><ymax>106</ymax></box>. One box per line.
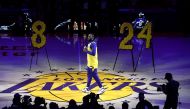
<box><xmin>162</xmin><ymin>84</ymin><xmax>168</xmax><ymax>95</ymax></box>
<box><xmin>86</xmin><ymin>42</ymin><xmax>96</xmax><ymax>56</ymax></box>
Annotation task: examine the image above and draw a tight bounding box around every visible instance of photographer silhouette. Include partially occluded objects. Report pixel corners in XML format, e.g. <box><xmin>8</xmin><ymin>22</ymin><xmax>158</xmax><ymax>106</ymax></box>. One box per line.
<box><xmin>162</xmin><ymin>73</ymin><xmax>180</xmax><ymax>109</ymax></box>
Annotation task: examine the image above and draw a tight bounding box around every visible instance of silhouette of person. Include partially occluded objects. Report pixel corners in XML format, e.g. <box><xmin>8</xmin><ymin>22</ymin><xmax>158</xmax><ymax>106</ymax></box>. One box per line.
<box><xmin>49</xmin><ymin>102</ymin><xmax>59</xmax><ymax>109</ymax></box>
<box><xmin>136</xmin><ymin>92</ymin><xmax>153</xmax><ymax>109</ymax></box>
<box><xmin>11</xmin><ymin>93</ymin><xmax>22</xmax><ymax>109</ymax></box>
<box><xmin>88</xmin><ymin>92</ymin><xmax>104</xmax><ymax>109</ymax></box>
<box><xmin>79</xmin><ymin>95</ymin><xmax>90</xmax><ymax>109</ymax></box>
<box><xmin>162</xmin><ymin>73</ymin><xmax>180</xmax><ymax>109</ymax></box>
<box><xmin>67</xmin><ymin>99</ymin><xmax>78</xmax><ymax>109</ymax></box>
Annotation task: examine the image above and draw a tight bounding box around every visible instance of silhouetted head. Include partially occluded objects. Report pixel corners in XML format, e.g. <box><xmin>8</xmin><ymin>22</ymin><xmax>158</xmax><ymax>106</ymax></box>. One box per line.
<box><xmin>49</xmin><ymin>102</ymin><xmax>59</xmax><ymax>109</ymax></box>
<box><xmin>122</xmin><ymin>102</ymin><xmax>129</xmax><ymax>109</ymax></box>
<box><xmin>34</xmin><ymin>97</ymin><xmax>45</xmax><ymax>105</ymax></box>
<box><xmin>13</xmin><ymin>93</ymin><xmax>21</xmax><ymax>105</ymax></box>
<box><xmin>14</xmin><ymin>93</ymin><xmax>21</xmax><ymax>99</ymax></box>
<box><xmin>165</xmin><ymin>73</ymin><xmax>173</xmax><ymax>81</ymax></box>
<box><xmin>68</xmin><ymin>99</ymin><xmax>77</xmax><ymax>108</ymax></box>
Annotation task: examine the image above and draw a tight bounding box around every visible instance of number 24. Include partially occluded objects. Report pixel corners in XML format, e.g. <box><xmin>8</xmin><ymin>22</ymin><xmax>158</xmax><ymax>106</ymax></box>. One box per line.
<box><xmin>119</xmin><ymin>22</ymin><xmax>152</xmax><ymax>49</ymax></box>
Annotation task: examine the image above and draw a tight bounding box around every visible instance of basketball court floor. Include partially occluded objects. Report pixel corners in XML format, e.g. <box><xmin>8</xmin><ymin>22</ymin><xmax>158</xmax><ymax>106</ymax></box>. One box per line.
<box><xmin>0</xmin><ymin>33</ymin><xmax>190</xmax><ymax>109</ymax></box>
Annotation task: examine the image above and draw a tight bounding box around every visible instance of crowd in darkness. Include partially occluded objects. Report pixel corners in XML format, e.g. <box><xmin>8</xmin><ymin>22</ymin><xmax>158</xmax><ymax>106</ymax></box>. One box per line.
<box><xmin>1</xmin><ymin>0</ymin><xmax>188</xmax><ymax>35</ymax></box>
<box><xmin>2</xmin><ymin>92</ymin><xmax>128</xmax><ymax>109</ymax></box>
<box><xmin>2</xmin><ymin>92</ymin><xmax>156</xmax><ymax>109</ymax></box>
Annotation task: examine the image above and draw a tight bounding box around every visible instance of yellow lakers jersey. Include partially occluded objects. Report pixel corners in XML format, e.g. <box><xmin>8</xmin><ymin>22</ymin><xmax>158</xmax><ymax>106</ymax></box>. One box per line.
<box><xmin>87</xmin><ymin>42</ymin><xmax>98</xmax><ymax>69</ymax></box>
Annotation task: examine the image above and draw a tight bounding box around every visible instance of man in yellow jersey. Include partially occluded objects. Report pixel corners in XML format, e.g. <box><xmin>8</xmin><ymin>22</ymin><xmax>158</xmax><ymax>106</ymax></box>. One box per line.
<box><xmin>82</xmin><ymin>33</ymin><xmax>105</xmax><ymax>94</ymax></box>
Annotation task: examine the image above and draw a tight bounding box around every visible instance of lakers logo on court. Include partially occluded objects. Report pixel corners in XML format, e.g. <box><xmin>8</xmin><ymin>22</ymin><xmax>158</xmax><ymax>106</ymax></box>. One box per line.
<box><xmin>1</xmin><ymin>72</ymin><xmax>141</xmax><ymax>102</ymax></box>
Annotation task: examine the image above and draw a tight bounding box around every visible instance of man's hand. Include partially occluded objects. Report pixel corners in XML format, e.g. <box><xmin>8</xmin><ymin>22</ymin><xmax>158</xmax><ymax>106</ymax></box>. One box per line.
<box><xmin>89</xmin><ymin>66</ymin><xmax>95</xmax><ymax>72</ymax></box>
<box><xmin>83</xmin><ymin>46</ymin><xmax>88</xmax><ymax>52</ymax></box>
